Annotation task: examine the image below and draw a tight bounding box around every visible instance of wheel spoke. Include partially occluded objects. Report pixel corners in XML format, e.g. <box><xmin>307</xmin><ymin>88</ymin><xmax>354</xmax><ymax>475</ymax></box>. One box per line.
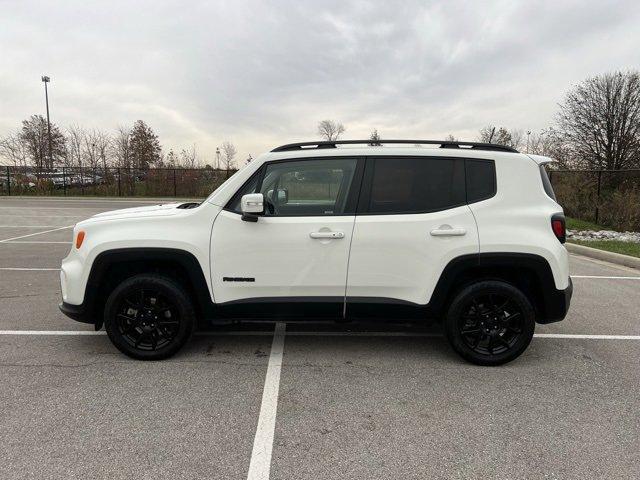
<box><xmin>117</xmin><ymin>313</ymin><xmax>136</xmax><ymax>322</ymax></box>
<box><xmin>461</xmin><ymin>328</ymin><xmax>482</xmax><ymax>335</ymax></box>
<box><xmin>503</xmin><ymin>312</ymin><xmax>521</xmax><ymax>323</ymax></box>
<box><xmin>486</xmin><ymin>335</ymin><xmax>494</xmax><ymax>354</ymax></box>
<box><xmin>497</xmin><ymin>335</ymin><xmax>511</xmax><ymax>349</ymax></box>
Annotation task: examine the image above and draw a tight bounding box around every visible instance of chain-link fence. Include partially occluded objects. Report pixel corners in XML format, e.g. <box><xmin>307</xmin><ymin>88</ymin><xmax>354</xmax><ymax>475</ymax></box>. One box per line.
<box><xmin>549</xmin><ymin>169</ymin><xmax>640</xmax><ymax>231</ymax></box>
<box><xmin>0</xmin><ymin>166</ymin><xmax>237</xmax><ymax>198</ymax></box>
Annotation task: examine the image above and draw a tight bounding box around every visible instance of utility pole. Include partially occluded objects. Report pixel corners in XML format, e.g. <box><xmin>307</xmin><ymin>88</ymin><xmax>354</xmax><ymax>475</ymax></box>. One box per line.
<box><xmin>41</xmin><ymin>76</ymin><xmax>53</xmax><ymax>168</ymax></box>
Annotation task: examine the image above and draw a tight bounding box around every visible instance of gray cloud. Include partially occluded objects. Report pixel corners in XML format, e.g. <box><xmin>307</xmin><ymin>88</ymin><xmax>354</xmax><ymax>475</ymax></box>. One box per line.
<box><xmin>1</xmin><ymin>0</ymin><xmax>639</xmax><ymax>163</ymax></box>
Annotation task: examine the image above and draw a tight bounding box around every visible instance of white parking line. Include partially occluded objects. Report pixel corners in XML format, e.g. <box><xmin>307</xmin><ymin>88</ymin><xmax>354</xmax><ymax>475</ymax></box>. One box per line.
<box><xmin>0</xmin><ymin>330</ymin><xmax>638</xmax><ymax>340</ymax></box>
<box><xmin>1</xmin><ymin>241</ymin><xmax>72</xmax><ymax>244</ymax></box>
<box><xmin>247</xmin><ymin>322</ymin><xmax>286</xmax><ymax>480</ymax></box>
<box><xmin>571</xmin><ymin>275</ymin><xmax>640</xmax><ymax>280</ymax></box>
<box><xmin>0</xmin><ymin>330</ymin><xmax>105</xmax><ymax>335</ymax></box>
<box><xmin>0</xmin><ymin>267</ymin><xmax>61</xmax><ymax>271</ymax></box>
<box><xmin>0</xmin><ymin>225</ymin><xmax>73</xmax><ymax>228</ymax></box>
<box><xmin>0</xmin><ymin>214</ymin><xmax>84</xmax><ymax>218</ymax></box>
<box><xmin>534</xmin><ymin>333</ymin><xmax>640</xmax><ymax>340</ymax></box>
<box><xmin>0</xmin><ymin>225</ymin><xmax>73</xmax><ymax>243</ymax></box>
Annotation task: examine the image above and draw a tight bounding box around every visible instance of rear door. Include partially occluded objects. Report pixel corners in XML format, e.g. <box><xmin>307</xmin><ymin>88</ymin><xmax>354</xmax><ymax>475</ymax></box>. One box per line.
<box><xmin>345</xmin><ymin>156</ymin><xmax>480</xmax><ymax>315</ymax></box>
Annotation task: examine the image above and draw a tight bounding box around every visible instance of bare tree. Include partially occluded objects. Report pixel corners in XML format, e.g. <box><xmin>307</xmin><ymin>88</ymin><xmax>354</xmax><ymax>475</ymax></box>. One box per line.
<box><xmin>477</xmin><ymin>125</ymin><xmax>522</xmax><ymax>149</ymax></box>
<box><xmin>444</xmin><ymin>134</ymin><xmax>458</xmax><ymax>142</ymax></box>
<box><xmin>66</xmin><ymin>125</ymin><xmax>86</xmax><ymax>168</ymax></box>
<box><xmin>179</xmin><ymin>144</ymin><xmax>199</xmax><ymax>168</ymax></box>
<box><xmin>556</xmin><ymin>71</ymin><xmax>640</xmax><ymax>170</ymax></box>
<box><xmin>478</xmin><ymin>125</ymin><xmax>497</xmax><ymax>143</ymax></box>
<box><xmin>165</xmin><ymin>149</ymin><xmax>178</xmax><ymax>167</ymax></box>
<box><xmin>221</xmin><ymin>141</ymin><xmax>237</xmax><ymax>171</ymax></box>
<box><xmin>86</xmin><ymin>129</ymin><xmax>111</xmax><ymax>173</ymax></box>
<box><xmin>112</xmin><ymin>126</ymin><xmax>132</xmax><ymax>169</ymax></box>
<box><xmin>0</xmin><ymin>131</ymin><xmax>30</xmax><ymax>167</ymax></box>
<box><xmin>369</xmin><ymin>129</ymin><xmax>381</xmax><ymax>146</ymax></box>
<box><xmin>317</xmin><ymin>120</ymin><xmax>345</xmax><ymax>141</ymax></box>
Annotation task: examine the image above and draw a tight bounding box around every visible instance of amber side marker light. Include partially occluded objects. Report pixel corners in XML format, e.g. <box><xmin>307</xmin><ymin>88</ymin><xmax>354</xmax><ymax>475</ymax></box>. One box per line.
<box><xmin>75</xmin><ymin>231</ymin><xmax>86</xmax><ymax>249</ymax></box>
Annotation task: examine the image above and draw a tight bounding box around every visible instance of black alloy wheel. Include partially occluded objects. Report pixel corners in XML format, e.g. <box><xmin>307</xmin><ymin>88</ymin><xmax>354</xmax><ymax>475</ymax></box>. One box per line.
<box><xmin>116</xmin><ymin>288</ymin><xmax>180</xmax><ymax>351</ymax></box>
<box><xmin>445</xmin><ymin>281</ymin><xmax>536</xmax><ymax>366</ymax></box>
<box><xmin>104</xmin><ymin>274</ymin><xmax>195</xmax><ymax>360</ymax></box>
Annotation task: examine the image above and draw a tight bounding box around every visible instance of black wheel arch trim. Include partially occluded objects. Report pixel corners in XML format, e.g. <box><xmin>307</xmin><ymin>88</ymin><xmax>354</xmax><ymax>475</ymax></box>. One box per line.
<box><xmin>60</xmin><ymin>247</ymin><xmax>215</xmax><ymax>329</ymax></box>
<box><xmin>428</xmin><ymin>252</ymin><xmax>572</xmax><ymax>323</ymax></box>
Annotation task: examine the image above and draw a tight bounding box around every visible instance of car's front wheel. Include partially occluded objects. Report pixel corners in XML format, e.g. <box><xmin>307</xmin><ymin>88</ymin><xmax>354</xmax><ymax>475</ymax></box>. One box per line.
<box><xmin>444</xmin><ymin>280</ymin><xmax>536</xmax><ymax>366</ymax></box>
<box><xmin>104</xmin><ymin>274</ymin><xmax>195</xmax><ymax>360</ymax></box>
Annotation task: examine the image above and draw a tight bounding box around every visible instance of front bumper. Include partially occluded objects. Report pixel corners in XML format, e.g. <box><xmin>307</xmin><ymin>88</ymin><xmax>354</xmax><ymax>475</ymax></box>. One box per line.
<box><xmin>59</xmin><ymin>301</ymin><xmax>93</xmax><ymax>324</ymax></box>
<box><xmin>537</xmin><ymin>277</ymin><xmax>573</xmax><ymax>324</ymax></box>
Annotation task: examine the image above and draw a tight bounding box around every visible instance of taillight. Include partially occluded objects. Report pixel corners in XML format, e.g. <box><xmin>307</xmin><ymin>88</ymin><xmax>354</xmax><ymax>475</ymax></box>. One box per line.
<box><xmin>551</xmin><ymin>214</ymin><xmax>566</xmax><ymax>244</ymax></box>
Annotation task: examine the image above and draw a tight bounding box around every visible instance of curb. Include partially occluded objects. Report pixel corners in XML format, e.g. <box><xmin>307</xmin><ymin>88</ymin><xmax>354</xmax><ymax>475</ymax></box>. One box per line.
<box><xmin>566</xmin><ymin>242</ymin><xmax>640</xmax><ymax>270</ymax></box>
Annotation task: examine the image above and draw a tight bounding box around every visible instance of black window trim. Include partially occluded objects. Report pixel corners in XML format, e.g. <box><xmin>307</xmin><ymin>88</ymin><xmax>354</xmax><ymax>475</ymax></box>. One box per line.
<box><xmin>223</xmin><ymin>156</ymin><xmax>366</xmax><ymax>217</ymax></box>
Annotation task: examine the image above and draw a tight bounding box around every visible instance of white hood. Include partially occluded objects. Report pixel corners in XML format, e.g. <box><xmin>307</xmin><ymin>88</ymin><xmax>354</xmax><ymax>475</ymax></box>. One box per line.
<box><xmin>85</xmin><ymin>202</ymin><xmax>199</xmax><ymax>223</ymax></box>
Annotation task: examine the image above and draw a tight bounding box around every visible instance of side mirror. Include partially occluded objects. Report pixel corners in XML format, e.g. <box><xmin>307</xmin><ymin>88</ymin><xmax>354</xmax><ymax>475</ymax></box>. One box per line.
<box><xmin>241</xmin><ymin>193</ymin><xmax>264</xmax><ymax>222</ymax></box>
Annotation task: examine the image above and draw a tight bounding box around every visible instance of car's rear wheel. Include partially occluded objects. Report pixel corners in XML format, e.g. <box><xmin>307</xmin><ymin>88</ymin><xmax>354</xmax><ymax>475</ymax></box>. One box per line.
<box><xmin>104</xmin><ymin>274</ymin><xmax>195</xmax><ymax>360</ymax></box>
<box><xmin>444</xmin><ymin>281</ymin><xmax>535</xmax><ymax>366</ymax></box>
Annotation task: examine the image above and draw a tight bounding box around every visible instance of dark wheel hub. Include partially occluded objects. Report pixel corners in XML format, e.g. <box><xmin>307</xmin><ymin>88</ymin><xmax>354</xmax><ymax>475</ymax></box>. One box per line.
<box><xmin>459</xmin><ymin>293</ymin><xmax>523</xmax><ymax>355</ymax></box>
<box><xmin>116</xmin><ymin>289</ymin><xmax>181</xmax><ymax>351</ymax></box>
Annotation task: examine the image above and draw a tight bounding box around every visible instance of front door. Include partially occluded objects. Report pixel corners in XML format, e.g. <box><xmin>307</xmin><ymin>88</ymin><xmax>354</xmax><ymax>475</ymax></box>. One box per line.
<box><xmin>210</xmin><ymin>157</ymin><xmax>362</xmax><ymax>318</ymax></box>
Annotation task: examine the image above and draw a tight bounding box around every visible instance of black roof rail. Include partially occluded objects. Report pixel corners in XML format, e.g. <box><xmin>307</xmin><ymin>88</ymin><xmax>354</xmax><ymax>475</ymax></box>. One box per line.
<box><xmin>271</xmin><ymin>139</ymin><xmax>519</xmax><ymax>153</ymax></box>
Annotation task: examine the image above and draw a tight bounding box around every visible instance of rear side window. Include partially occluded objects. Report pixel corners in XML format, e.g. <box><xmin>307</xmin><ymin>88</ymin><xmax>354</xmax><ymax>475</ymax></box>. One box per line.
<box><xmin>539</xmin><ymin>165</ymin><xmax>557</xmax><ymax>201</ymax></box>
<box><xmin>465</xmin><ymin>159</ymin><xmax>496</xmax><ymax>203</ymax></box>
<box><xmin>367</xmin><ymin>157</ymin><xmax>465</xmax><ymax>214</ymax></box>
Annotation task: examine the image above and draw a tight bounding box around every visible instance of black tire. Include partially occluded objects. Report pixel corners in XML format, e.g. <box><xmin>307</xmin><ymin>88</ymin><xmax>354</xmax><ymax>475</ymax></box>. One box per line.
<box><xmin>104</xmin><ymin>274</ymin><xmax>196</xmax><ymax>360</ymax></box>
<box><xmin>444</xmin><ymin>280</ymin><xmax>535</xmax><ymax>366</ymax></box>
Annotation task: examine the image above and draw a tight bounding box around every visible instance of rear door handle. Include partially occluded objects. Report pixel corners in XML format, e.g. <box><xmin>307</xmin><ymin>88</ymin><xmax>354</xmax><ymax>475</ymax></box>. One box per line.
<box><xmin>430</xmin><ymin>227</ymin><xmax>467</xmax><ymax>236</ymax></box>
<box><xmin>310</xmin><ymin>231</ymin><xmax>344</xmax><ymax>239</ymax></box>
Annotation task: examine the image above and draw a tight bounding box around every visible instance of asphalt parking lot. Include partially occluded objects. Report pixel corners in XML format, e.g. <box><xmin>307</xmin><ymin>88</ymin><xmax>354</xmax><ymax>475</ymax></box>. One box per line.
<box><xmin>0</xmin><ymin>197</ymin><xmax>639</xmax><ymax>480</ymax></box>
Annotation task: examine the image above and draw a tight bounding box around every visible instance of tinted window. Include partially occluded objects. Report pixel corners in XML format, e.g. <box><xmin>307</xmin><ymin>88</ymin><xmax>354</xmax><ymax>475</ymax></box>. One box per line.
<box><xmin>368</xmin><ymin>157</ymin><xmax>465</xmax><ymax>214</ymax></box>
<box><xmin>229</xmin><ymin>159</ymin><xmax>357</xmax><ymax>216</ymax></box>
<box><xmin>539</xmin><ymin>165</ymin><xmax>557</xmax><ymax>201</ymax></box>
<box><xmin>465</xmin><ymin>159</ymin><xmax>496</xmax><ymax>203</ymax></box>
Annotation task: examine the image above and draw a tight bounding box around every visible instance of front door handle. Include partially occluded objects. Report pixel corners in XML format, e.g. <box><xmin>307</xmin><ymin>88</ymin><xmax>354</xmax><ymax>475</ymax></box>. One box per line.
<box><xmin>310</xmin><ymin>231</ymin><xmax>344</xmax><ymax>239</ymax></box>
<box><xmin>430</xmin><ymin>226</ymin><xmax>467</xmax><ymax>236</ymax></box>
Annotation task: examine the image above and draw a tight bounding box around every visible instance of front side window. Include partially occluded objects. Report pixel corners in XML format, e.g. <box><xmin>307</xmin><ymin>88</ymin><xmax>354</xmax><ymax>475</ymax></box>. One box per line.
<box><xmin>229</xmin><ymin>158</ymin><xmax>357</xmax><ymax>216</ymax></box>
<box><xmin>367</xmin><ymin>157</ymin><xmax>465</xmax><ymax>214</ymax></box>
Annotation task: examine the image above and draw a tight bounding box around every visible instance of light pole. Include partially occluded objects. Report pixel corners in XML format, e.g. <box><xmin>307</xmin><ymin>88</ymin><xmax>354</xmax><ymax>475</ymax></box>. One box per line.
<box><xmin>526</xmin><ymin>130</ymin><xmax>531</xmax><ymax>153</ymax></box>
<box><xmin>41</xmin><ymin>76</ymin><xmax>53</xmax><ymax>167</ymax></box>
<box><xmin>215</xmin><ymin>147</ymin><xmax>221</xmax><ymax>170</ymax></box>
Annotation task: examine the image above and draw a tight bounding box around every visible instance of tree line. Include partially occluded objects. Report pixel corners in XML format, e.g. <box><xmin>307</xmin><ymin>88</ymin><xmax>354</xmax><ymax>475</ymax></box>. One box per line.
<box><xmin>0</xmin><ymin>119</ymin><xmax>240</xmax><ymax>171</ymax></box>
<box><xmin>3</xmin><ymin>70</ymin><xmax>639</xmax><ymax>172</ymax></box>
<box><xmin>318</xmin><ymin>70</ymin><xmax>640</xmax><ymax>171</ymax></box>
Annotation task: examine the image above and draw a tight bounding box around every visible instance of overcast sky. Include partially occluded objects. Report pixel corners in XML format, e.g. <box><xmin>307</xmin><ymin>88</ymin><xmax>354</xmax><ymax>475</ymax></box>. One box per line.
<box><xmin>1</xmin><ymin>0</ymin><xmax>639</xmax><ymax>164</ymax></box>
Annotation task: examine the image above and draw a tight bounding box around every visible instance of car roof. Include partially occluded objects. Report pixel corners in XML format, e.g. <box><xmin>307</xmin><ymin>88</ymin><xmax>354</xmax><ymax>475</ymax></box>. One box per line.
<box><xmin>260</xmin><ymin>145</ymin><xmax>528</xmax><ymax>162</ymax></box>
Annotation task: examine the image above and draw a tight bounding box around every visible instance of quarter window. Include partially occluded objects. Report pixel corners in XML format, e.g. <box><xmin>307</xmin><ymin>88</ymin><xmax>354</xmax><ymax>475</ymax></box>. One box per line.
<box><xmin>367</xmin><ymin>157</ymin><xmax>465</xmax><ymax>214</ymax></box>
<box><xmin>465</xmin><ymin>159</ymin><xmax>496</xmax><ymax>203</ymax></box>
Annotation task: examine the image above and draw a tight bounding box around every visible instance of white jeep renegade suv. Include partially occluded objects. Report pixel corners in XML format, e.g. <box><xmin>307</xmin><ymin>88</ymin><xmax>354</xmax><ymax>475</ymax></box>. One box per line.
<box><xmin>59</xmin><ymin>139</ymin><xmax>572</xmax><ymax>365</ymax></box>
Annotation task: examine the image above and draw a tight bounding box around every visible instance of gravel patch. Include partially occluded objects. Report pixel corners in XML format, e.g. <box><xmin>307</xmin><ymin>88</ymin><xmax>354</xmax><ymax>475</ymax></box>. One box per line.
<box><xmin>568</xmin><ymin>229</ymin><xmax>640</xmax><ymax>243</ymax></box>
